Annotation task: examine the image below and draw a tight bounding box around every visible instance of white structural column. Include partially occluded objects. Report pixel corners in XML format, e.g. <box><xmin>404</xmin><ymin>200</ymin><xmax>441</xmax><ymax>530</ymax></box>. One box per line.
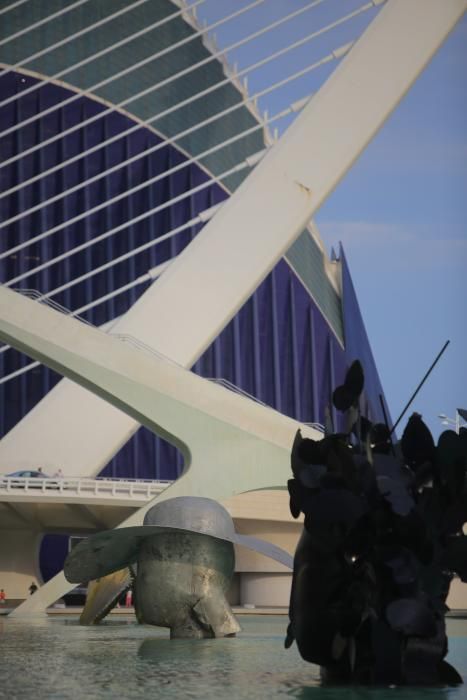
<box><xmin>0</xmin><ymin>530</ymin><xmax>42</xmax><ymax>599</ymax></box>
<box><xmin>0</xmin><ymin>288</ymin><xmax>320</xmax><ymax>612</ymax></box>
<box><xmin>1</xmin><ymin>0</ymin><xmax>465</xmax><ymax>478</ymax></box>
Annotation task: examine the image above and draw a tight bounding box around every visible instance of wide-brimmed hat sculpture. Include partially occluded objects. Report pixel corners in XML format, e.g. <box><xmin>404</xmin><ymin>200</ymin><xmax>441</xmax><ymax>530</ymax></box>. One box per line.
<box><xmin>65</xmin><ymin>496</ymin><xmax>292</xmax><ymax>638</ymax></box>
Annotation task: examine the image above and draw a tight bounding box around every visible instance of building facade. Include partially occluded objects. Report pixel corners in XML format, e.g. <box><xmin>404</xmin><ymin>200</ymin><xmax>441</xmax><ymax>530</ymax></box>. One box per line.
<box><xmin>0</xmin><ymin>0</ymin><xmax>390</xmax><ymax>603</ymax></box>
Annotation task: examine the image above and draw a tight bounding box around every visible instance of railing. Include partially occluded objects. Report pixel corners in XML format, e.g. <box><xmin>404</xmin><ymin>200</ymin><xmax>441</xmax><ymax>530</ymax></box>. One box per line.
<box><xmin>110</xmin><ymin>333</ymin><xmax>184</xmax><ymax>367</ymax></box>
<box><xmin>206</xmin><ymin>377</ymin><xmax>271</xmax><ymax>408</ymax></box>
<box><xmin>206</xmin><ymin>377</ymin><xmax>326</xmax><ymax>434</ymax></box>
<box><xmin>5</xmin><ymin>290</ymin><xmax>327</xmax><ymax>438</ymax></box>
<box><xmin>303</xmin><ymin>422</ymin><xmax>326</xmax><ymax>433</ymax></box>
<box><xmin>5</xmin><ymin>290</ymin><xmax>183</xmax><ymax>369</ymax></box>
<box><xmin>13</xmin><ymin>289</ymin><xmax>95</xmax><ymax>328</ymax></box>
<box><xmin>0</xmin><ymin>476</ymin><xmax>173</xmax><ymax>499</ymax></box>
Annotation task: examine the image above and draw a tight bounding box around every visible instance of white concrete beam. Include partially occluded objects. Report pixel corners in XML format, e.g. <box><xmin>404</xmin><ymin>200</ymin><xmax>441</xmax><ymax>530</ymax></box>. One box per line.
<box><xmin>0</xmin><ymin>286</ymin><xmax>319</xmax><ymax>612</ymax></box>
<box><xmin>129</xmin><ymin>0</ymin><xmax>466</xmax><ymax>364</ymax></box>
<box><xmin>0</xmin><ymin>530</ymin><xmax>43</xmax><ymax>597</ymax></box>
<box><xmin>2</xmin><ymin>0</ymin><xmax>465</xmax><ymax>478</ymax></box>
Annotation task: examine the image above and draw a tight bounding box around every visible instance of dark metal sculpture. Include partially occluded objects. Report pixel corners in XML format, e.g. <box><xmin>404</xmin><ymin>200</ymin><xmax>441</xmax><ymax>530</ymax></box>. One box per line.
<box><xmin>286</xmin><ymin>360</ymin><xmax>467</xmax><ymax>685</ymax></box>
<box><xmin>65</xmin><ymin>496</ymin><xmax>292</xmax><ymax>637</ymax></box>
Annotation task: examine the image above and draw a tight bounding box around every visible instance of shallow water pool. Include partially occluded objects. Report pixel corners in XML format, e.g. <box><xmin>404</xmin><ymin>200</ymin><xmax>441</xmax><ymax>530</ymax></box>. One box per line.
<box><xmin>0</xmin><ymin>615</ymin><xmax>466</xmax><ymax>699</ymax></box>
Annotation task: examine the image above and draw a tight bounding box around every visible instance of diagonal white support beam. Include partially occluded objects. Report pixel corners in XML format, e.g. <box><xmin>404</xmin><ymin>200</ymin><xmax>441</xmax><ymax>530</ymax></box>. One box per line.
<box><xmin>0</xmin><ymin>288</ymin><xmax>316</xmax><ymax>613</ymax></box>
<box><xmin>1</xmin><ymin>0</ymin><xmax>464</xmax><ymax>480</ymax></box>
<box><xmin>130</xmin><ymin>0</ymin><xmax>465</xmax><ymax>365</ymax></box>
<box><xmin>0</xmin><ymin>288</ymin><xmax>313</xmax><ymax>491</ymax></box>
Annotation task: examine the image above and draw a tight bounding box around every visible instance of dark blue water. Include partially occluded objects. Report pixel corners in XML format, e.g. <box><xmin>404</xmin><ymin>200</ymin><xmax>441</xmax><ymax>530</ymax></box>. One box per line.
<box><xmin>0</xmin><ymin>615</ymin><xmax>465</xmax><ymax>699</ymax></box>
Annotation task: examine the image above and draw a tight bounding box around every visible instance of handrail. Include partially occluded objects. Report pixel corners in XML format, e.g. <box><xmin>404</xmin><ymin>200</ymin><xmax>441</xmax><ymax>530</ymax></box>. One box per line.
<box><xmin>13</xmin><ymin>289</ymin><xmax>95</xmax><ymax>329</ymax></box>
<box><xmin>205</xmin><ymin>377</ymin><xmax>325</xmax><ymax>434</ymax></box>
<box><xmin>110</xmin><ymin>333</ymin><xmax>184</xmax><ymax>368</ymax></box>
<box><xmin>303</xmin><ymin>422</ymin><xmax>326</xmax><ymax>433</ymax></box>
<box><xmin>8</xmin><ymin>291</ymin><xmax>188</xmax><ymax>371</ymax></box>
<box><xmin>206</xmin><ymin>377</ymin><xmax>271</xmax><ymax>409</ymax></box>
<box><xmin>1</xmin><ymin>290</ymin><xmax>327</xmax><ymax>437</ymax></box>
<box><xmin>0</xmin><ymin>475</ymin><xmax>172</xmax><ymax>498</ymax></box>
<box><xmin>5</xmin><ymin>292</ymin><xmax>181</xmax><ymax>368</ymax></box>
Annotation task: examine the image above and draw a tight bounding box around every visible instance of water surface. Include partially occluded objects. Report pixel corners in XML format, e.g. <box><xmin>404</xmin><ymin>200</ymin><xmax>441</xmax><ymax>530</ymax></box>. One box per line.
<box><xmin>0</xmin><ymin>615</ymin><xmax>466</xmax><ymax>699</ymax></box>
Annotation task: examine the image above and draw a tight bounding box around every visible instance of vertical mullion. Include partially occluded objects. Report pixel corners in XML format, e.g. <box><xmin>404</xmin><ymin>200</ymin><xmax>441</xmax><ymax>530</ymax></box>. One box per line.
<box><xmin>39</xmin><ymin>92</ymin><xmax>50</xmax><ymax>398</ymax></box>
<box><xmin>328</xmin><ymin>334</ymin><xmax>337</xmax><ymax>429</ymax></box>
<box><xmin>309</xmin><ymin>308</ymin><xmax>319</xmax><ymax>424</ymax></box>
<box><xmin>125</xmin><ymin>132</ymin><xmax>137</xmax><ymax>308</ymax></box>
<box><xmin>214</xmin><ymin>335</ymin><xmax>222</xmax><ymax>379</ymax></box>
<box><xmin>270</xmin><ymin>269</ymin><xmax>282</xmax><ymax>412</ymax></box>
<box><xmin>289</xmin><ymin>279</ymin><xmax>301</xmax><ymax>420</ymax></box>
<box><xmin>103</xmin><ymin>115</ymin><xmax>116</xmax><ymax>322</ymax></box>
<box><xmin>155</xmin><ymin>436</ymin><xmax>161</xmax><ymax>480</ymax></box>
<box><xmin>252</xmin><ymin>291</ymin><xmax>262</xmax><ymax>401</ymax></box>
<box><xmin>82</xmin><ymin>101</ymin><xmax>94</xmax><ymax>322</ymax></box>
<box><xmin>233</xmin><ymin>313</ymin><xmax>242</xmax><ymax>389</ymax></box>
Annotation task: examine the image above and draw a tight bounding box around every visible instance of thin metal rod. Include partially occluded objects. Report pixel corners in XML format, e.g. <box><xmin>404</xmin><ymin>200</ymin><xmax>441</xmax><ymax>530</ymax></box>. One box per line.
<box><xmin>0</xmin><ymin>261</ymin><xmax>145</xmax><ymax>382</ymax></box>
<box><xmin>38</xmin><ymin>202</ymin><xmax>223</xmax><ymax>304</ymax></box>
<box><xmin>0</xmin><ymin>200</ymin><xmax>221</xmax><ymax>362</ymax></box>
<box><xmin>0</xmin><ymin>0</ymin><xmax>206</xmax><ymax>87</ymax></box>
<box><xmin>1</xmin><ymin>43</ymin><xmax>349</xmax><ymax>231</ymax></box>
<box><xmin>2</xmin><ymin>104</ymin><xmax>280</xmax><ymax>284</ymax></box>
<box><xmin>0</xmin><ymin>0</ymin><xmax>93</xmax><ymax>47</ymax></box>
<box><xmin>0</xmin><ymin>0</ymin><xmax>267</xmax><ymax>137</ymax></box>
<box><xmin>0</xmin><ymin>0</ymin><xmax>331</xmax><ymax>166</ymax></box>
<box><xmin>0</xmin><ymin>259</ymin><xmax>169</xmax><ymax>358</ymax></box>
<box><xmin>0</xmin><ymin>204</ymin><xmax>223</xmax><ymax>373</ymax></box>
<box><xmin>0</xmin><ymin>0</ymin><xmax>159</xmax><ymax>87</ymax></box>
<box><xmin>391</xmin><ymin>340</ymin><xmax>450</xmax><ymax>434</ymax></box>
<box><xmin>1</xmin><ymin>93</ymin><xmax>304</xmax><ymax>268</ymax></box>
<box><xmin>0</xmin><ymin>162</ymin><xmax>263</xmax><ymax>353</ymax></box>
<box><xmin>0</xmin><ymin>0</ymin><xmax>31</xmax><ymax>17</ymax></box>
<box><xmin>1</xmin><ymin>19</ymin><xmax>352</xmax><ymax>202</ymax></box>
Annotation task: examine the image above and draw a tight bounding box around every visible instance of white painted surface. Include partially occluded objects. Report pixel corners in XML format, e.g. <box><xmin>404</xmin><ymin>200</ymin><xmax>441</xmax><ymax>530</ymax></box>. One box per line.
<box><xmin>448</xmin><ymin>578</ymin><xmax>467</xmax><ymax>611</ymax></box>
<box><xmin>0</xmin><ymin>288</ymin><xmax>320</xmax><ymax>613</ymax></box>
<box><xmin>0</xmin><ymin>287</ymin><xmax>321</xmax><ymax>492</ymax></box>
<box><xmin>2</xmin><ymin>0</ymin><xmax>465</xmax><ymax>478</ymax></box>
<box><xmin>0</xmin><ymin>530</ymin><xmax>43</xmax><ymax>598</ymax></box>
<box><xmin>239</xmin><ymin>572</ymin><xmax>292</xmax><ymax>607</ymax></box>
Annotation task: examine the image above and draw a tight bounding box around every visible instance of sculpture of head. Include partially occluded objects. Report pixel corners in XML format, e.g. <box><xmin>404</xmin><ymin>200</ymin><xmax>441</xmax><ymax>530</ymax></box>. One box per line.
<box><xmin>136</xmin><ymin>498</ymin><xmax>239</xmax><ymax>638</ymax></box>
<box><xmin>65</xmin><ymin>496</ymin><xmax>292</xmax><ymax>638</ymax></box>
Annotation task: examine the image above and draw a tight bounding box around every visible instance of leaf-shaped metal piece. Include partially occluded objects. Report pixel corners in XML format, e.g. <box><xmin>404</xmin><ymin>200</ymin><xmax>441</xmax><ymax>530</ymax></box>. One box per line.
<box><xmin>344</xmin><ymin>360</ymin><xmax>364</xmax><ymax>398</ymax></box>
<box><xmin>376</xmin><ymin>476</ymin><xmax>414</xmax><ymax>516</ymax></box>
<box><xmin>386</xmin><ymin>598</ymin><xmax>437</xmax><ymax>637</ymax></box>
<box><xmin>437</xmin><ymin>429</ymin><xmax>466</xmax><ymax>499</ymax></box>
<box><xmin>401</xmin><ymin>413</ymin><xmax>435</xmax><ymax>468</ymax></box>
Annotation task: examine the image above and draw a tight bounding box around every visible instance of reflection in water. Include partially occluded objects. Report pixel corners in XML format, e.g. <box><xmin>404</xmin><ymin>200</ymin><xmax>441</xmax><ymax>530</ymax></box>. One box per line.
<box><xmin>0</xmin><ymin>615</ymin><xmax>465</xmax><ymax>699</ymax></box>
<box><xmin>288</xmin><ymin>684</ymin><xmax>453</xmax><ymax>700</ymax></box>
<box><xmin>138</xmin><ymin>637</ymin><xmax>237</xmax><ymax>689</ymax></box>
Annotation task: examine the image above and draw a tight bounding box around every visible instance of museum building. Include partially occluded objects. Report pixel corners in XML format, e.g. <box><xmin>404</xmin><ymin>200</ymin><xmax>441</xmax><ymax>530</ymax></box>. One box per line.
<box><xmin>0</xmin><ymin>0</ymin><xmax>392</xmax><ymax>606</ymax></box>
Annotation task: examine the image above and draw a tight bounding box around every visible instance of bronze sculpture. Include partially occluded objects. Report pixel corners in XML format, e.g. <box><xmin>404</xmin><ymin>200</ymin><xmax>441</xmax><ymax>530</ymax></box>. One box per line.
<box><xmin>286</xmin><ymin>360</ymin><xmax>466</xmax><ymax>685</ymax></box>
<box><xmin>65</xmin><ymin>496</ymin><xmax>292</xmax><ymax>637</ymax></box>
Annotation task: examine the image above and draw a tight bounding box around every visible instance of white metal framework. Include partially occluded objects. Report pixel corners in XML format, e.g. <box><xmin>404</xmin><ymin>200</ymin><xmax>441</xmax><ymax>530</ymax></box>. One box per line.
<box><xmin>0</xmin><ymin>476</ymin><xmax>171</xmax><ymax>500</ymax></box>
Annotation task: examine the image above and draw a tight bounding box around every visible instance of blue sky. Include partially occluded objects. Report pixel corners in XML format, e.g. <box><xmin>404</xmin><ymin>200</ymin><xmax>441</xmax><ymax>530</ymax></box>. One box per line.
<box><xmin>196</xmin><ymin>1</ymin><xmax>467</xmax><ymax>439</ymax></box>
<box><xmin>315</xmin><ymin>11</ymin><xmax>467</xmax><ymax>439</ymax></box>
